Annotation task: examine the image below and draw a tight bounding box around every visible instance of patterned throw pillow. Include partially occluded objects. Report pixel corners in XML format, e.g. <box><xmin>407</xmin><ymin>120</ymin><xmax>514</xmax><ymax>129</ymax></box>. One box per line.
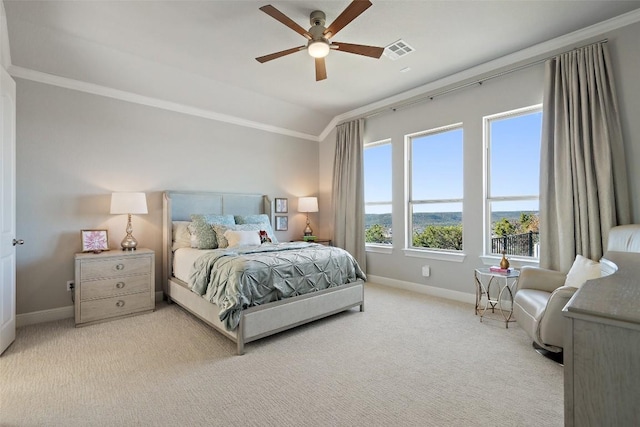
<box><xmin>234</xmin><ymin>214</ymin><xmax>279</xmax><ymax>243</ymax></box>
<box><xmin>189</xmin><ymin>214</ymin><xmax>235</xmax><ymax>249</ymax></box>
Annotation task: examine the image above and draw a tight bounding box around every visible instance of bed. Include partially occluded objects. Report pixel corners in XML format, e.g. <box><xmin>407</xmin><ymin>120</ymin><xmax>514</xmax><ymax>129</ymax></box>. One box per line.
<box><xmin>162</xmin><ymin>191</ymin><xmax>366</xmax><ymax>354</ymax></box>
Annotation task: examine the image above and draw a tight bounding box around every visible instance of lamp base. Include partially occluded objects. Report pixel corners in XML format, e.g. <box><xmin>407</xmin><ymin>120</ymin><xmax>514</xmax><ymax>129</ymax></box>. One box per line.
<box><xmin>120</xmin><ymin>234</ymin><xmax>138</xmax><ymax>251</ymax></box>
<box><xmin>304</xmin><ymin>216</ymin><xmax>313</xmax><ymax>236</ymax></box>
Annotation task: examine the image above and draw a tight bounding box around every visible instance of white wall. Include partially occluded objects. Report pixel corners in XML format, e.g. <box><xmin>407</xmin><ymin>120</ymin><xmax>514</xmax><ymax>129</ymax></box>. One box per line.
<box><xmin>319</xmin><ymin>21</ymin><xmax>640</xmax><ymax>296</ymax></box>
<box><xmin>15</xmin><ymin>79</ymin><xmax>319</xmax><ymax>315</ymax></box>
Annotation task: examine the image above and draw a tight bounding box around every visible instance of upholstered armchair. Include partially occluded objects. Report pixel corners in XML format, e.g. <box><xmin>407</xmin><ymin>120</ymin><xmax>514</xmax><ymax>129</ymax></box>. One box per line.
<box><xmin>514</xmin><ymin>224</ymin><xmax>640</xmax><ymax>358</ymax></box>
<box><xmin>513</xmin><ymin>266</ymin><xmax>574</xmax><ymax>354</ymax></box>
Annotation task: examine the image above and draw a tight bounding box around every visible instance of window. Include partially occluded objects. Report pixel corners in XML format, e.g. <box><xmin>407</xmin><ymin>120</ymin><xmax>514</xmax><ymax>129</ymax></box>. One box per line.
<box><xmin>485</xmin><ymin>105</ymin><xmax>542</xmax><ymax>258</ymax></box>
<box><xmin>407</xmin><ymin>124</ymin><xmax>463</xmax><ymax>251</ymax></box>
<box><xmin>364</xmin><ymin>139</ymin><xmax>392</xmax><ymax>245</ymax></box>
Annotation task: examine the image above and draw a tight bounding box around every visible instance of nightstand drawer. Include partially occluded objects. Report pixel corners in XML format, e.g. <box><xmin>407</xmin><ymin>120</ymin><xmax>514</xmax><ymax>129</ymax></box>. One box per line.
<box><xmin>80</xmin><ymin>274</ymin><xmax>151</xmax><ymax>301</ymax></box>
<box><xmin>80</xmin><ymin>292</ymin><xmax>152</xmax><ymax>323</ymax></box>
<box><xmin>79</xmin><ymin>255</ymin><xmax>151</xmax><ymax>280</ymax></box>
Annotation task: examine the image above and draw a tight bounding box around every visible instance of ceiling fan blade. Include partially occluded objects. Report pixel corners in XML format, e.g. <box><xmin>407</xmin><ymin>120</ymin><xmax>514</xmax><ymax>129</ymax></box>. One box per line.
<box><xmin>315</xmin><ymin>57</ymin><xmax>327</xmax><ymax>81</ymax></box>
<box><xmin>323</xmin><ymin>0</ymin><xmax>372</xmax><ymax>39</ymax></box>
<box><xmin>260</xmin><ymin>5</ymin><xmax>312</xmax><ymax>40</ymax></box>
<box><xmin>256</xmin><ymin>46</ymin><xmax>306</xmax><ymax>63</ymax></box>
<box><xmin>332</xmin><ymin>42</ymin><xmax>384</xmax><ymax>58</ymax></box>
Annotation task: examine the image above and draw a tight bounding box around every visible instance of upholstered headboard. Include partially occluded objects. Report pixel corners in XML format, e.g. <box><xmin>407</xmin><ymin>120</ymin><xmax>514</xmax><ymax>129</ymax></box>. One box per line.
<box><xmin>162</xmin><ymin>191</ymin><xmax>272</xmax><ymax>291</ymax></box>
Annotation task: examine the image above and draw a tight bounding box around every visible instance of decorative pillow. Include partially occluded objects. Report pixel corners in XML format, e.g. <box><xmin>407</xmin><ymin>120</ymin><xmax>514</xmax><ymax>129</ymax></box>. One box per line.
<box><xmin>172</xmin><ymin>221</ymin><xmax>192</xmax><ymax>250</ymax></box>
<box><xmin>565</xmin><ymin>255</ymin><xmax>601</xmax><ymax>289</ymax></box>
<box><xmin>224</xmin><ymin>230</ymin><xmax>261</xmax><ymax>248</ymax></box>
<box><xmin>213</xmin><ymin>224</ymin><xmax>261</xmax><ymax>248</ymax></box>
<box><xmin>189</xmin><ymin>214</ymin><xmax>235</xmax><ymax>249</ymax></box>
<box><xmin>234</xmin><ymin>214</ymin><xmax>279</xmax><ymax>243</ymax></box>
<box><xmin>259</xmin><ymin>230</ymin><xmax>272</xmax><ymax>244</ymax></box>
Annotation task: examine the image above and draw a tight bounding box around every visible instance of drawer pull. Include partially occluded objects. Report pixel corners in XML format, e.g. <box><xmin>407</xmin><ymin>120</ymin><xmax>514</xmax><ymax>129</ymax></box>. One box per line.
<box><xmin>116</xmin><ymin>300</ymin><xmax>125</xmax><ymax>308</ymax></box>
<box><xmin>115</xmin><ymin>282</ymin><xmax>126</xmax><ymax>289</ymax></box>
<box><xmin>115</xmin><ymin>264</ymin><xmax>125</xmax><ymax>271</ymax></box>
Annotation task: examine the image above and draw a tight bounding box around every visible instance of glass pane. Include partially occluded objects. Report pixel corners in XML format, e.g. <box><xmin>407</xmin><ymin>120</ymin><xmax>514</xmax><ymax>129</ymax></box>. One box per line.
<box><xmin>411</xmin><ymin>128</ymin><xmax>463</xmax><ymax>200</ymax></box>
<box><xmin>411</xmin><ymin>202</ymin><xmax>463</xmax><ymax>250</ymax></box>
<box><xmin>365</xmin><ymin>203</ymin><xmax>392</xmax><ymax>245</ymax></box>
<box><xmin>364</xmin><ymin>143</ymin><xmax>392</xmax><ymax>202</ymax></box>
<box><xmin>490</xmin><ymin>111</ymin><xmax>542</xmax><ymax>197</ymax></box>
<box><xmin>490</xmin><ymin>200</ymin><xmax>540</xmax><ymax>258</ymax></box>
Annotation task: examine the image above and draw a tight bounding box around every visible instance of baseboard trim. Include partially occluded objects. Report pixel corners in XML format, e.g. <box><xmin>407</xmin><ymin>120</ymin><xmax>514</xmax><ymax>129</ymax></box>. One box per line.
<box><xmin>16</xmin><ymin>306</ymin><xmax>74</xmax><ymax>327</ymax></box>
<box><xmin>366</xmin><ymin>274</ymin><xmax>476</xmax><ymax>306</ymax></box>
<box><xmin>16</xmin><ymin>292</ymin><xmax>166</xmax><ymax>327</ymax></box>
<box><xmin>16</xmin><ymin>284</ymin><xmax>467</xmax><ymax>327</ymax></box>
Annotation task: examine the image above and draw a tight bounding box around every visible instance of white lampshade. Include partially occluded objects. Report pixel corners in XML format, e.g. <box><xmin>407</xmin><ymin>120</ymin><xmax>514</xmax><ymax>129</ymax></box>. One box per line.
<box><xmin>298</xmin><ymin>197</ymin><xmax>319</xmax><ymax>213</ymax></box>
<box><xmin>307</xmin><ymin>41</ymin><xmax>330</xmax><ymax>58</ymax></box>
<box><xmin>110</xmin><ymin>192</ymin><xmax>148</xmax><ymax>215</ymax></box>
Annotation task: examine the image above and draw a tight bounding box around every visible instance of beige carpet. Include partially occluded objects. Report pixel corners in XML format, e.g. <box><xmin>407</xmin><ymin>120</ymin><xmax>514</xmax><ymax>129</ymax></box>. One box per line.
<box><xmin>0</xmin><ymin>283</ymin><xmax>563</xmax><ymax>426</ymax></box>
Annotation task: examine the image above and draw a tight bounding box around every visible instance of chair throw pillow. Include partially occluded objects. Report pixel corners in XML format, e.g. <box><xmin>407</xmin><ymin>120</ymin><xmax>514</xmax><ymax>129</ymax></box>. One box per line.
<box><xmin>564</xmin><ymin>254</ymin><xmax>601</xmax><ymax>289</ymax></box>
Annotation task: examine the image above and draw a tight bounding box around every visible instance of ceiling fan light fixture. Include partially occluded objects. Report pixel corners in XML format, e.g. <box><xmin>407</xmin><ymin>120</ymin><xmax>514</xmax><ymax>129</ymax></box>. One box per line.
<box><xmin>308</xmin><ymin>40</ymin><xmax>330</xmax><ymax>58</ymax></box>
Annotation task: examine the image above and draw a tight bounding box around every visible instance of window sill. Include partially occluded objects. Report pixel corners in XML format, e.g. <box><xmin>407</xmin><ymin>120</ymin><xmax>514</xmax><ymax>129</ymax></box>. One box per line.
<box><xmin>403</xmin><ymin>248</ymin><xmax>466</xmax><ymax>263</ymax></box>
<box><xmin>366</xmin><ymin>245</ymin><xmax>393</xmax><ymax>254</ymax></box>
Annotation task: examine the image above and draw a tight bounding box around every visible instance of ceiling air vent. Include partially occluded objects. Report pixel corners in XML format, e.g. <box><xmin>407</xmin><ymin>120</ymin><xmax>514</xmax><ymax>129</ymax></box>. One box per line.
<box><xmin>383</xmin><ymin>39</ymin><xmax>415</xmax><ymax>61</ymax></box>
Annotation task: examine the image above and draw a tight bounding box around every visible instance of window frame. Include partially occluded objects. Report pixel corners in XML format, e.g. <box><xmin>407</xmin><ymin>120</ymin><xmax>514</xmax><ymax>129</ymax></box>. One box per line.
<box><xmin>405</xmin><ymin>123</ymin><xmax>464</xmax><ymax>256</ymax></box>
<box><xmin>364</xmin><ymin>138</ymin><xmax>393</xmax><ymax>250</ymax></box>
<box><xmin>483</xmin><ymin>104</ymin><xmax>542</xmax><ymax>262</ymax></box>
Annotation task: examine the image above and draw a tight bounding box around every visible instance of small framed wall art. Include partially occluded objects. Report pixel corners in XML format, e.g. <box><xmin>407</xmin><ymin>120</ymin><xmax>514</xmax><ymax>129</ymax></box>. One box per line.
<box><xmin>275</xmin><ymin>198</ymin><xmax>288</xmax><ymax>213</ymax></box>
<box><xmin>81</xmin><ymin>229</ymin><xmax>109</xmax><ymax>253</ymax></box>
<box><xmin>275</xmin><ymin>215</ymin><xmax>288</xmax><ymax>231</ymax></box>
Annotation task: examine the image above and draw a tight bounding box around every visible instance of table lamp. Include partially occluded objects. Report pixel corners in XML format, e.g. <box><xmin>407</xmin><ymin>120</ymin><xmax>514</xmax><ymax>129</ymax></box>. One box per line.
<box><xmin>110</xmin><ymin>192</ymin><xmax>148</xmax><ymax>250</ymax></box>
<box><xmin>298</xmin><ymin>197</ymin><xmax>318</xmax><ymax>236</ymax></box>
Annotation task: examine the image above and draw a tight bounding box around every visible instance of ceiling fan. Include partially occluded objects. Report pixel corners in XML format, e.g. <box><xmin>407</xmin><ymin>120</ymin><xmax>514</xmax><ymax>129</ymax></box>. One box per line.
<box><xmin>255</xmin><ymin>0</ymin><xmax>384</xmax><ymax>81</ymax></box>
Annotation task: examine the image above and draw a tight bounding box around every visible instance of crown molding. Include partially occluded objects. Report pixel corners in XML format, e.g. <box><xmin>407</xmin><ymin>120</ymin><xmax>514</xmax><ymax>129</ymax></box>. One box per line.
<box><xmin>6</xmin><ymin>6</ymin><xmax>640</xmax><ymax>144</ymax></box>
<box><xmin>8</xmin><ymin>65</ymin><xmax>320</xmax><ymax>142</ymax></box>
<box><xmin>319</xmin><ymin>8</ymin><xmax>640</xmax><ymax>141</ymax></box>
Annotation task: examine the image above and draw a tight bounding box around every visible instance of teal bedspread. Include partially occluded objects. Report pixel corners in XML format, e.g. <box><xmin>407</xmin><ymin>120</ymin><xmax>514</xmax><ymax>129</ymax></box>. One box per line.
<box><xmin>189</xmin><ymin>242</ymin><xmax>366</xmax><ymax>330</ymax></box>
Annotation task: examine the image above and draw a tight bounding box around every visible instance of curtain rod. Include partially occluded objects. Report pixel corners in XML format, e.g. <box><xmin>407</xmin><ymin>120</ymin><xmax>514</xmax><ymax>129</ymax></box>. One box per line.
<box><xmin>362</xmin><ymin>38</ymin><xmax>608</xmax><ymax>119</ymax></box>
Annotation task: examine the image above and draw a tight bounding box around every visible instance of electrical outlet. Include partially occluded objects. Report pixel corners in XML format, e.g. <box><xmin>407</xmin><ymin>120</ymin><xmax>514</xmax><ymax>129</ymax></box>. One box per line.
<box><xmin>66</xmin><ymin>281</ymin><xmax>74</xmax><ymax>292</ymax></box>
<box><xmin>421</xmin><ymin>265</ymin><xmax>430</xmax><ymax>277</ymax></box>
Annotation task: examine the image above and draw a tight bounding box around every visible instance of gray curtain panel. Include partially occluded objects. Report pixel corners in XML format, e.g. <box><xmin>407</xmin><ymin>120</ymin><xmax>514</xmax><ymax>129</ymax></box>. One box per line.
<box><xmin>540</xmin><ymin>42</ymin><xmax>630</xmax><ymax>271</ymax></box>
<box><xmin>331</xmin><ymin>119</ymin><xmax>366</xmax><ymax>271</ymax></box>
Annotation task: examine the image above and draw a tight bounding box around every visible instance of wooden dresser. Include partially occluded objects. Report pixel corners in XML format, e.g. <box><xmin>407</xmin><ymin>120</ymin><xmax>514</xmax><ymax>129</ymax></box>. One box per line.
<box><xmin>563</xmin><ymin>251</ymin><xmax>640</xmax><ymax>426</ymax></box>
<box><xmin>74</xmin><ymin>248</ymin><xmax>155</xmax><ymax>326</ymax></box>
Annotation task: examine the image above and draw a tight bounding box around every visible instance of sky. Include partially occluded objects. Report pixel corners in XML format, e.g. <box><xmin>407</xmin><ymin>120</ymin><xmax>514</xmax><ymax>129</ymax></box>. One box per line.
<box><xmin>364</xmin><ymin>110</ymin><xmax>542</xmax><ymax>215</ymax></box>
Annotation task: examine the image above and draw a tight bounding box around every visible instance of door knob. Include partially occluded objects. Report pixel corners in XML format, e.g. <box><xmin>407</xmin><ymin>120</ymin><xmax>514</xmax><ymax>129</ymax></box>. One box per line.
<box><xmin>12</xmin><ymin>239</ymin><xmax>24</xmax><ymax>246</ymax></box>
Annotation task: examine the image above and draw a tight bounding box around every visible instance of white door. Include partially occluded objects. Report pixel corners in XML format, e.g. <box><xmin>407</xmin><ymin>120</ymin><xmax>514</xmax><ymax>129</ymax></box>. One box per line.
<box><xmin>1</xmin><ymin>66</ymin><xmax>18</xmax><ymax>355</ymax></box>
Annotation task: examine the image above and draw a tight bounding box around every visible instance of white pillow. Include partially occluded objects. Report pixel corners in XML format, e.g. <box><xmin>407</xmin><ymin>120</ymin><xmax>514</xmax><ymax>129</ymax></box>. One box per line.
<box><xmin>212</xmin><ymin>224</ymin><xmax>261</xmax><ymax>248</ymax></box>
<box><xmin>172</xmin><ymin>221</ymin><xmax>192</xmax><ymax>250</ymax></box>
<box><xmin>564</xmin><ymin>254</ymin><xmax>601</xmax><ymax>288</ymax></box>
<box><xmin>224</xmin><ymin>230</ymin><xmax>261</xmax><ymax>248</ymax></box>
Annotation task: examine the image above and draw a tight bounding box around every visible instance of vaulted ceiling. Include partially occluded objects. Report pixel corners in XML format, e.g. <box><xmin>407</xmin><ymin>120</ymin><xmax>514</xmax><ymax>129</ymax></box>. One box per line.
<box><xmin>4</xmin><ymin>1</ymin><xmax>640</xmax><ymax>139</ymax></box>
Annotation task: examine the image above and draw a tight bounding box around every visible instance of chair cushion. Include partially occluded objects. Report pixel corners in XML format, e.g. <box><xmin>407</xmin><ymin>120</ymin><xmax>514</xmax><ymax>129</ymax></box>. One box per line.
<box><xmin>514</xmin><ymin>289</ymin><xmax>551</xmax><ymax>320</ymax></box>
<box><xmin>565</xmin><ymin>254</ymin><xmax>601</xmax><ymax>288</ymax></box>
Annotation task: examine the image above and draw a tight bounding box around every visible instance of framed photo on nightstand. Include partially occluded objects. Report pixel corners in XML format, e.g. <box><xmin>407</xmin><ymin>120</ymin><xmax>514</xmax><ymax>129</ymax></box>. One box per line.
<box><xmin>81</xmin><ymin>229</ymin><xmax>109</xmax><ymax>253</ymax></box>
<box><xmin>275</xmin><ymin>216</ymin><xmax>288</xmax><ymax>231</ymax></box>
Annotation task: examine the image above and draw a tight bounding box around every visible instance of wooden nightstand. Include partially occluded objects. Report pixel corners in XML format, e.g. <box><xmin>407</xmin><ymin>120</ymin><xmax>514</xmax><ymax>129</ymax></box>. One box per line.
<box><xmin>74</xmin><ymin>248</ymin><xmax>155</xmax><ymax>326</ymax></box>
<box><xmin>295</xmin><ymin>238</ymin><xmax>332</xmax><ymax>246</ymax></box>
